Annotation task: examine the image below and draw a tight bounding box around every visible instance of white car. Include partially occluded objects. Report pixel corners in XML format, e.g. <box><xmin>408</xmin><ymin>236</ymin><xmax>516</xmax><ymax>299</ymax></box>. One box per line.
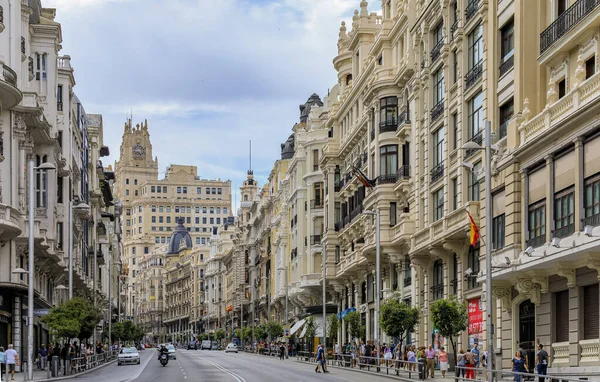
<box><xmin>118</xmin><ymin>347</ymin><xmax>140</xmax><ymax>366</ymax></box>
<box><xmin>167</xmin><ymin>344</ymin><xmax>176</xmax><ymax>360</ymax></box>
<box><xmin>225</xmin><ymin>343</ymin><xmax>238</xmax><ymax>353</ymax></box>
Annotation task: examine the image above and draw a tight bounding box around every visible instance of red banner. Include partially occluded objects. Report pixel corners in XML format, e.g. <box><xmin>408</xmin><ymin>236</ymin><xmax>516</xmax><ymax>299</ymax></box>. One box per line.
<box><xmin>468</xmin><ymin>297</ymin><xmax>483</xmax><ymax>335</ymax></box>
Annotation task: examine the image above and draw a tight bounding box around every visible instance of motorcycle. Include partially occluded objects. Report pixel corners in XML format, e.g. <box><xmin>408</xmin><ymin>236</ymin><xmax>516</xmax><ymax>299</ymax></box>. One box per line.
<box><xmin>159</xmin><ymin>353</ymin><xmax>168</xmax><ymax>367</ymax></box>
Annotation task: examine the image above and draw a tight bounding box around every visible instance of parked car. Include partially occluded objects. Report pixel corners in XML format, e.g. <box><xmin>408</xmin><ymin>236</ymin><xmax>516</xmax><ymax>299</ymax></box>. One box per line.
<box><xmin>187</xmin><ymin>341</ymin><xmax>197</xmax><ymax>350</ymax></box>
<box><xmin>211</xmin><ymin>341</ymin><xmax>219</xmax><ymax>350</ymax></box>
<box><xmin>117</xmin><ymin>347</ymin><xmax>140</xmax><ymax>366</ymax></box>
<box><xmin>167</xmin><ymin>344</ymin><xmax>176</xmax><ymax>360</ymax></box>
<box><xmin>200</xmin><ymin>340</ymin><xmax>211</xmax><ymax>350</ymax></box>
<box><xmin>225</xmin><ymin>343</ymin><xmax>238</xmax><ymax>353</ymax></box>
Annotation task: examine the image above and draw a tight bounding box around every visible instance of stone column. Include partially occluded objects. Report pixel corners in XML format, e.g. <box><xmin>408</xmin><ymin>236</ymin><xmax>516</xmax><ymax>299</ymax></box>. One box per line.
<box><xmin>574</xmin><ymin>137</ymin><xmax>584</xmax><ymax>230</ymax></box>
<box><xmin>545</xmin><ymin>155</ymin><xmax>554</xmax><ymax>239</ymax></box>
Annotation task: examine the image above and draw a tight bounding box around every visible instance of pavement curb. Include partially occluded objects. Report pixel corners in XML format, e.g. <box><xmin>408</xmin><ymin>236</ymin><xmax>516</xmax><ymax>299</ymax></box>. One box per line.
<box><xmin>34</xmin><ymin>359</ymin><xmax>117</xmax><ymax>382</ymax></box>
<box><xmin>293</xmin><ymin>359</ymin><xmax>417</xmax><ymax>382</ymax></box>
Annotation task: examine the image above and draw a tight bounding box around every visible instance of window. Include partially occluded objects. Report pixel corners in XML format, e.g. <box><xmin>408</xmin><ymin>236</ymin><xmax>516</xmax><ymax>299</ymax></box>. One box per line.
<box><xmin>152</xmin><ymin>216</ymin><xmax>156</xmax><ymax>223</ymax></box>
<box><xmin>468</xmin><ymin>162</ymin><xmax>481</xmax><ymax>201</ymax></box>
<box><xmin>557</xmin><ymin>0</ymin><xmax>568</xmax><ymax>16</ymax></box>
<box><xmin>159</xmin><ymin>206</ymin><xmax>163</xmax><ymax>212</ymax></box>
<box><xmin>451</xmin><ymin>113</ymin><xmax>458</xmax><ymax>150</ymax></box>
<box><xmin>433</xmin><ymin>68</ymin><xmax>444</xmax><ymax>105</ymax></box>
<box><xmin>452</xmin><ymin>50</ymin><xmax>458</xmax><ymax>84</ymax></box>
<box><xmin>167</xmin><ymin>217</ymin><xmax>171</xmax><ymax>224</ymax></box>
<box><xmin>467</xmin><ymin>246</ymin><xmax>480</xmax><ymax>290</ymax></box>
<box><xmin>367</xmin><ymin>274</ymin><xmax>374</xmax><ymax>302</ymax></box>
<box><xmin>500</xmin><ymin>19</ymin><xmax>514</xmax><ymax>62</ymax></box>
<box><xmin>499</xmin><ymin>99</ymin><xmax>513</xmax><ymax>140</ymax></box>
<box><xmin>492</xmin><ymin>214</ymin><xmax>505</xmax><ymax>250</ymax></box>
<box><xmin>177</xmin><ymin>187</ymin><xmax>182</xmax><ymax>194</ymax></box>
<box><xmin>186</xmin><ymin>217</ymin><xmax>191</xmax><ymax>224</ymax></box>
<box><xmin>35</xmin><ymin>155</ymin><xmax>48</xmax><ymax>208</ymax></box>
<box><xmin>166</xmin><ymin>206</ymin><xmax>171</xmax><ymax>212</ymax></box>
<box><xmin>468</xmin><ymin>92</ymin><xmax>484</xmax><ymax>138</ymax></box>
<box><xmin>555</xmin><ymin>290</ymin><xmax>569</xmax><ymax>342</ymax></box>
<box><xmin>196</xmin><ymin>237</ymin><xmax>201</xmax><ymax>244</ymax></box>
<box><xmin>150</xmin><ymin>186</ymin><xmax>155</xmax><ymax>193</ymax></box>
<box><xmin>159</xmin><ymin>216</ymin><xmax>163</xmax><ymax>223</ymax></box>
<box><xmin>183</xmin><ymin>187</ymin><xmax>187</xmax><ymax>194</ymax></box>
<box><xmin>212</xmin><ymin>188</ymin><xmax>216</xmax><ymax>194</ymax></box>
<box><xmin>195</xmin><ymin>217</ymin><xmax>200</xmax><ymax>224</ymax></box>
<box><xmin>144</xmin><ymin>246</ymin><xmax>149</xmax><ymax>254</ymax></box>
<box><xmin>528</xmin><ymin>201</ymin><xmax>546</xmax><ymax>247</ymax></box>
<box><xmin>156</xmin><ymin>237</ymin><xmax>160</xmax><ymax>244</ymax></box>
<box><xmin>432</xmin><ymin>260</ymin><xmax>444</xmax><ymax>300</ymax></box>
<box><xmin>585</xmin><ymin>174</ymin><xmax>600</xmax><ymax>226</ymax></box>
<box><xmin>206</xmin><ymin>187</ymin><xmax>210</xmax><ymax>194</ymax></box>
<box><xmin>35</xmin><ymin>53</ymin><xmax>47</xmax><ymax>80</ymax></box>
<box><xmin>224</xmin><ymin>207</ymin><xmax>228</xmax><ymax>214</ymax></box>
<box><xmin>157</xmin><ymin>186</ymin><xmax>161</xmax><ymax>193</ymax></box>
<box><xmin>379</xmin><ymin>97</ymin><xmax>398</xmax><ymax>127</ymax></box>
<box><xmin>57</xmin><ymin>85</ymin><xmax>63</xmax><ymax>111</ymax></box>
<box><xmin>163</xmin><ymin>186</ymin><xmax>167</xmax><ymax>193</ymax></box>
<box><xmin>452</xmin><ymin>178</ymin><xmax>458</xmax><ymax>211</ymax></box>
<box><xmin>554</xmin><ymin>187</ymin><xmax>575</xmax><ymax>238</ymax></box>
<box><xmin>203</xmin><ymin>207</ymin><xmax>207</xmax><ymax>213</ymax></box>
<box><xmin>586</xmin><ymin>56</ymin><xmax>596</xmax><ymax>79</ymax></box>
<box><xmin>152</xmin><ymin>205</ymin><xmax>156</xmax><ymax>212</ymax></box>
<box><xmin>175</xmin><ymin>206</ymin><xmax>180</xmax><ymax>213</ymax></box>
<box><xmin>202</xmin><ymin>238</ymin><xmax>206</xmax><ymax>244</ymax></box>
<box><xmin>134</xmin><ymin>179</ymin><xmax>138</xmax><ymax>185</ymax></box>
<box><xmin>187</xmin><ymin>206</ymin><xmax>191</xmax><ymax>213</ymax></box>
<box><xmin>210</xmin><ymin>218</ymin><xmax>214</xmax><ymax>224</ymax></box>
<box><xmin>380</xmin><ymin>145</ymin><xmax>398</xmax><ymax>176</ymax></box>
<box><xmin>584</xmin><ymin>284</ymin><xmax>599</xmax><ymax>340</ymax></box>
<box><xmin>138</xmin><ymin>216</ymin><xmax>142</xmax><ymax>223</ymax></box>
<box><xmin>56</xmin><ymin>222</ymin><xmax>64</xmax><ymax>250</ymax></box>
<box><xmin>57</xmin><ymin>175</ymin><xmax>63</xmax><ymax>204</ymax></box>
<box><xmin>203</xmin><ymin>217</ymin><xmax>207</xmax><ymax>224</ymax></box>
<box><xmin>218</xmin><ymin>188</ymin><xmax>222</xmax><ymax>194</ymax></box>
<box><xmin>126</xmin><ymin>178</ymin><xmax>130</xmax><ymax>185</ymax></box>
<box><xmin>217</xmin><ymin>218</ymin><xmax>221</xmax><ymax>224</ymax></box>
<box><xmin>217</xmin><ymin>207</ymin><xmax>221</xmax><ymax>214</ymax></box>
<box><xmin>390</xmin><ymin>203</ymin><xmax>397</xmax><ymax>226</ymax></box>
<box><xmin>210</xmin><ymin>207</ymin><xmax>215</xmax><ymax>214</ymax></box>
<box><xmin>468</xmin><ymin>24</ymin><xmax>483</xmax><ymax>69</ymax></box>
<box><xmin>197</xmin><ymin>187</ymin><xmax>201</xmax><ymax>194</ymax></box>
<box><xmin>134</xmin><ymin>190</ymin><xmax>138</xmax><ymax>196</ymax></box>
<box><xmin>433</xmin><ymin>127</ymin><xmax>445</xmax><ymax>166</ymax></box>
<box><xmin>433</xmin><ymin>22</ymin><xmax>444</xmax><ymax>45</ymax></box>
<box><xmin>433</xmin><ymin>187</ymin><xmax>444</xmax><ymax>221</ymax></box>
<box><xmin>558</xmin><ymin>79</ymin><xmax>566</xmax><ymax>98</ymax></box>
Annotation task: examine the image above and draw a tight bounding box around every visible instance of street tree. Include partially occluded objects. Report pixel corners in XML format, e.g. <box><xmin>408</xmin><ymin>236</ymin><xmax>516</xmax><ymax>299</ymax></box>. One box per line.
<box><xmin>344</xmin><ymin>311</ymin><xmax>365</xmax><ymax>343</ymax></box>
<box><xmin>379</xmin><ymin>297</ymin><xmax>419</xmax><ymax>353</ymax></box>
<box><xmin>41</xmin><ymin>297</ymin><xmax>101</xmax><ymax>342</ymax></box>
<box><xmin>266</xmin><ymin>322</ymin><xmax>284</xmax><ymax>339</ymax></box>
<box><xmin>254</xmin><ymin>324</ymin><xmax>268</xmax><ymax>340</ymax></box>
<box><xmin>303</xmin><ymin>316</ymin><xmax>317</xmax><ymax>352</ymax></box>
<box><xmin>215</xmin><ymin>329</ymin><xmax>226</xmax><ymax>341</ymax></box>
<box><xmin>327</xmin><ymin>315</ymin><xmax>339</xmax><ymax>343</ymax></box>
<box><xmin>430</xmin><ymin>297</ymin><xmax>468</xmax><ymax>366</ymax></box>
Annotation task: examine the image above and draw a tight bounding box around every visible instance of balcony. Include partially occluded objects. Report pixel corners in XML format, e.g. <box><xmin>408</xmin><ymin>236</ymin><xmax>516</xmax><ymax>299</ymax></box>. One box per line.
<box><xmin>371</xmin><ymin>127</ymin><xmax>375</xmax><ymax>140</ymax></box>
<box><xmin>430</xmin><ymin>39</ymin><xmax>444</xmax><ymax>64</ymax></box>
<box><xmin>334</xmin><ymin>221</ymin><xmax>344</xmax><ymax>232</ymax></box>
<box><xmin>0</xmin><ymin>6</ymin><xmax>4</xmax><ymax>33</ymax></box>
<box><xmin>430</xmin><ymin>101</ymin><xmax>444</xmax><ymax>123</ymax></box>
<box><xmin>0</xmin><ymin>64</ymin><xmax>22</xmax><ymax>110</ymax></box>
<box><xmin>498</xmin><ymin>121</ymin><xmax>508</xmax><ymax>140</ymax></box>
<box><xmin>553</xmin><ymin>224</ymin><xmax>575</xmax><ymax>239</ymax></box>
<box><xmin>379</xmin><ymin>120</ymin><xmax>397</xmax><ymax>134</ymax></box>
<box><xmin>397</xmin><ymin>108</ymin><xmax>411</xmax><ymax>140</ymax></box>
<box><xmin>540</xmin><ymin>0</ymin><xmax>600</xmax><ymax>55</ymax></box>
<box><xmin>430</xmin><ymin>162</ymin><xmax>445</xmax><ymax>183</ymax></box>
<box><xmin>465</xmin><ymin>0</ymin><xmax>479</xmax><ymax>23</ymax></box>
<box><xmin>431</xmin><ymin>284</ymin><xmax>444</xmax><ymax>300</ymax></box>
<box><xmin>378</xmin><ymin>174</ymin><xmax>397</xmax><ymax>184</ymax></box>
<box><xmin>403</xmin><ymin>277</ymin><xmax>412</xmax><ymax>287</ymax></box>
<box><xmin>349</xmin><ymin>203</ymin><xmax>364</xmax><ymax>221</ymax></box>
<box><xmin>465</xmin><ymin>130</ymin><xmax>483</xmax><ymax>157</ymax></box>
<box><xmin>0</xmin><ymin>204</ymin><xmax>22</xmax><ymax>241</ymax></box>
<box><xmin>526</xmin><ymin>235</ymin><xmax>546</xmax><ymax>249</ymax></box>
<box><xmin>450</xmin><ymin>20</ymin><xmax>459</xmax><ymax>38</ymax></box>
<box><xmin>584</xmin><ymin>213</ymin><xmax>600</xmax><ymax>227</ymax></box>
<box><xmin>397</xmin><ymin>165</ymin><xmax>411</xmax><ymax>179</ymax></box>
<box><xmin>21</xmin><ymin>37</ymin><xmax>26</xmax><ymax>61</ymax></box>
<box><xmin>499</xmin><ymin>55</ymin><xmax>514</xmax><ymax>77</ymax></box>
<box><xmin>465</xmin><ymin>61</ymin><xmax>483</xmax><ymax>90</ymax></box>
<box><xmin>391</xmin><ymin>216</ymin><xmax>415</xmax><ymax>246</ymax></box>
<box><xmin>310</xmin><ymin>235</ymin><xmax>322</xmax><ymax>245</ymax></box>
<box><xmin>28</xmin><ymin>57</ymin><xmax>34</xmax><ymax>81</ymax></box>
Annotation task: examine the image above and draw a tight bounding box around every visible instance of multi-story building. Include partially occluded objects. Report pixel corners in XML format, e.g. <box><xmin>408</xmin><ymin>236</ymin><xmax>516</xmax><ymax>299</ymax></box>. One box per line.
<box><xmin>0</xmin><ymin>0</ymin><xmax>116</xmax><ymax>365</ymax></box>
<box><xmin>113</xmin><ymin>122</ymin><xmax>232</xmax><ymax>318</ymax></box>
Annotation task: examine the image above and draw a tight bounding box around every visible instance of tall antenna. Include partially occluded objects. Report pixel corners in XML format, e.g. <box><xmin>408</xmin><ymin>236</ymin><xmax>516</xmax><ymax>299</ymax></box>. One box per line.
<box><xmin>233</xmin><ymin>181</ymin><xmax>236</xmax><ymax>216</ymax></box>
<box><xmin>249</xmin><ymin>140</ymin><xmax>252</xmax><ymax>175</ymax></box>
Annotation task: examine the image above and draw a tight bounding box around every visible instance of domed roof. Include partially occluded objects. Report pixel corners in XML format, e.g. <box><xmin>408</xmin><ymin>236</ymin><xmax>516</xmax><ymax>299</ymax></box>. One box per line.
<box><xmin>167</xmin><ymin>218</ymin><xmax>192</xmax><ymax>254</ymax></box>
<box><xmin>280</xmin><ymin>134</ymin><xmax>295</xmax><ymax>160</ymax></box>
<box><xmin>299</xmin><ymin>93</ymin><xmax>324</xmax><ymax>123</ymax></box>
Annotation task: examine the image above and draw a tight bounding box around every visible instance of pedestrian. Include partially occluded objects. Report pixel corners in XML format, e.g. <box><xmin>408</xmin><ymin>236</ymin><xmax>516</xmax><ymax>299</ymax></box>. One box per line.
<box><xmin>0</xmin><ymin>346</ymin><xmax>6</xmax><ymax>381</ymax></box>
<box><xmin>408</xmin><ymin>345</ymin><xmax>416</xmax><ymax>371</ymax></box>
<box><xmin>535</xmin><ymin>344</ymin><xmax>549</xmax><ymax>382</ymax></box>
<box><xmin>38</xmin><ymin>344</ymin><xmax>48</xmax><ymax>370</ymax></box>
<box><xmin>471</xmin><ymin>343</ymin><xmax>480</xmax><ymax>377</ymax></box>
<box><xmin>425</xmin><ymin>344</ymin><xmax>437</xmax><ymax>378</ymax></box>
<box><xmin>384</xmin><ymin>343</ymin><xmax>392</xmax><ymax>367</ymax></box>
<box><xmin>464</xmin><ymin>349</ymin><xmax>475</xmax><ymax>380</ymax></box>
<box><xmin>5</xmin><ymin>344</ymin><xmax>18</xmax><ymax>381</ymax></box>
<box><xmin>279</xmin><ymin>343</ymin><xmax>285</xmax><ymax>360</ymax></box>
<box><xmin>512</xmin><ymin>351</ymin><xmax>528</xmax><ymax>382</ymax></box>
<box><xmin>438</xmin><ymin>346</ymin><xmax>448</xmax><ymax>377</ymax></box>
<box><xmin>456</xmin><ymin>350</ymin><xmax>465</xmax><ymax>379</ymax></box>
<box><xmin>315</xmin><ymin>343</ymin><xmax>328</xmax><ymax>373</ymax></box>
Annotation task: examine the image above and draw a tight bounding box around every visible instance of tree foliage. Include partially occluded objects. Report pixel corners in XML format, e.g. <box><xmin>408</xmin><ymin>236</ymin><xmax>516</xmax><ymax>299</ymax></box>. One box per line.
<box><xmin>380</xmin><ymin>298</ymin><xmax>419</xmax><ymax>350</ymax></box>
<box><xmin>430</xmin><ymin>297</ymin><xmax>468</xmax><ymax>364</ymax></box>
<box><xmin>41</xmin><ymin>297</ymin><xmax>102</xmax><ymax>342</ymax></box>
<box><xmin>254</xmin><ymin>324</ymin><xmax>268</xmax><ymax>340</ymax></box>
<box><xmin>327</xmin><ymin>315</ymin><xmax>339</xmax><ymax>342</ymax></box>
<box><xmin>266</xmin><ymin>321</ymin><xmax>284</xmax><ymax>339</ymax></box>
<box><xmin>214</xmin><ymin>329</ymin><xmax>226</xmax><ymax>341</ymax></box>
<box><xmin>110</xmin><ymin>320</ymin><xmax>144</xmax><ymax>343</ymax></box>
<box><xmin>344</xmin><ymin>311</ymin><xmax>365</xmax><ymax>341</ymax></box>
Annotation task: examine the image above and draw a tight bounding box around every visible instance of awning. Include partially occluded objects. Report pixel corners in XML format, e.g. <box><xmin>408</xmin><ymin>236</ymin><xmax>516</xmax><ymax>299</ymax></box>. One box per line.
<box><xmin>289</xmin><ymin>318</ymin><xmax>306</xmax><ymax>336</ymax></box>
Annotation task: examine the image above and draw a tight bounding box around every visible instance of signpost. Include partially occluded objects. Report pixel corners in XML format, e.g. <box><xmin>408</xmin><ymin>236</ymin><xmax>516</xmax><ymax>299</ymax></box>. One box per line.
<box><xmin>33</xmin><ymin>309</ymin><xmax>50</xmax><ymax>316</ymax></box>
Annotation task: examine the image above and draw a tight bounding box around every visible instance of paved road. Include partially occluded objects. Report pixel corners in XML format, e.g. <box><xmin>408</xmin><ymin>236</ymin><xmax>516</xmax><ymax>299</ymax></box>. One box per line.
<box><xmin>70</xmin><ymin>348</ymin><xmax>420</xmax><ymax>382</ymax></box>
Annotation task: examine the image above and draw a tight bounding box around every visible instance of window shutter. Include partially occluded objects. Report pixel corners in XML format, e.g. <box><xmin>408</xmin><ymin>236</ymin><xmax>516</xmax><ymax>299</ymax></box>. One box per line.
<box><xmin>555</xmin><ymin>290</ymin><xmax>569</xmax><ymax>342</ymax></box>
<box><xmin>584</xmin><ymin>284</ymin><xmax>599</xmax><ymax>340</ymax></box>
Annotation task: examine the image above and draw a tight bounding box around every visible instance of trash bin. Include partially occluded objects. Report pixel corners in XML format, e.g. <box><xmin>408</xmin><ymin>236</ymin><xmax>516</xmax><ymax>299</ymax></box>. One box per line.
<box><xmin>418</xmin><ymin>358</ymin><xmax>427</xmax><ymax>380</ymax></box>
<box><xmin>51</xmin><ymin>356</ymin><xmax>59</xmax><ymax>378</ymax></box>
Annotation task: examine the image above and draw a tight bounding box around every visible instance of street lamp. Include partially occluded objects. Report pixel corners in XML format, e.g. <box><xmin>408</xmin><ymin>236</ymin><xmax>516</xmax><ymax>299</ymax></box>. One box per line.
<box><xmin>277</xmin><ymin>266</ymin><xmax>288</xmax><ymax>357</ymax></box>
<box><xmin>363</xmin><ymin>209</ymin><xmax>381</xmax><ymax>365</ymax></box>
<box><xmin>461</xmin><ymin>120</ymin><xmax>494</xmax><ymax>382</ymax></box>
<box><xmin>68</xmin><ymin>201</ymin><xmax>90</xmax><ymax>299</ymax></box>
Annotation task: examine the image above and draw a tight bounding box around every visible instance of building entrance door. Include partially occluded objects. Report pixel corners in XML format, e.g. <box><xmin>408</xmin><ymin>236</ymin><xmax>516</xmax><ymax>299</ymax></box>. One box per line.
<box><xmin>518</xmin><ymin>300</ymin><xmax>535</xmax><ymax>376</ymax></box>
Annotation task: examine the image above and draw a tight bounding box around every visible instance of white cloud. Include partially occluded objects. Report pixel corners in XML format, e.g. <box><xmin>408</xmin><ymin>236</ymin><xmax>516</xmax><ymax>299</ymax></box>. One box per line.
<box><xmin>44</xmin><ymin>0</ymin><xmax>382</xmax><ymax>190</ymax></box>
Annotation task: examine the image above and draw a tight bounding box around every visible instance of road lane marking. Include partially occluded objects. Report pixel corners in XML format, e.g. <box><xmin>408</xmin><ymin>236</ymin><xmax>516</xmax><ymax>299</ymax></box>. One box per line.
<box><xmin>194</xmin><ymin>354</ymin><xmax>247</xmax><ymax>382</ymax></box>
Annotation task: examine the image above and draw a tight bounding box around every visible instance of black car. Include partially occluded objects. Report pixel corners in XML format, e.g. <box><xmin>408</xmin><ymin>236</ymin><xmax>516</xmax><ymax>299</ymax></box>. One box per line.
<box><xmin>187</xmin><ymin>341</ymin><xmax>197</xmax><ymax>350</ymax></box>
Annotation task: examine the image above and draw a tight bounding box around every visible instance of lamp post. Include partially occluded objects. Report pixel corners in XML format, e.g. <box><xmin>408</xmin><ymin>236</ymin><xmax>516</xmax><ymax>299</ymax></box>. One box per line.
<box><xmin>461</xmin><ymin>120</ymin><xmax>494</xmax><ymax>382</ymax></box>
<box><xmin>363</xmin><ymin>208</ymin><xmax>381</xmax><ymax>365</ymax></box>
<box><xmin>24</xmin><ymin>161</ymin><xmax>56</xmax><ymax>380</ymax></box>
<box><xmin>321</xmin><ymin>241</ymin><xmax>326</xmax><ymax>350</ymax></box>
<box><xmin>68</xmin><ymin>200</ymin><xmax>90</xmax><ymax>299</ymax></box>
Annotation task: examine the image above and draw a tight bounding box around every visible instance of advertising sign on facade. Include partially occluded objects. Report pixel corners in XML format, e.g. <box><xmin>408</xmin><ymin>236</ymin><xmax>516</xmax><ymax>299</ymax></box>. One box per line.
<box><xmin>468</xmin><ymin>297</ymin><xmax>483</xmax><ymax>347</ymax></box>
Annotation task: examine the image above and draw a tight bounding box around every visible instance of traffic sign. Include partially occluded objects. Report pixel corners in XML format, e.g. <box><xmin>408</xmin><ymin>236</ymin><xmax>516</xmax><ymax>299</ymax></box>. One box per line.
<box><xmin>33</xmin><ymin>309</ymin><xmax>50</xmax><ymax>316</ymax></box>
<box><xmin>284</xmin><ymin>329</ymin><xmax>290</xmax><ymax>337</ymax></box>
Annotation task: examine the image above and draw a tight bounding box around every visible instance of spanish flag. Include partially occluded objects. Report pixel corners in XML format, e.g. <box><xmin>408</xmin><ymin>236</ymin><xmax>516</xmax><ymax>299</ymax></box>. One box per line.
<box><xmin>352</xmin><ymin>166</ymin><xmax>377</xmax><ymax>188</ymax></box>
<box><xmin>467</xmin><ymin>210</ymin><xmax>480</xmax><ymax>247</ymax></box>
<box><xmin>226</xmin><ymin>305</ymin><xmax>233</xmax><ymax>312</ymax></box>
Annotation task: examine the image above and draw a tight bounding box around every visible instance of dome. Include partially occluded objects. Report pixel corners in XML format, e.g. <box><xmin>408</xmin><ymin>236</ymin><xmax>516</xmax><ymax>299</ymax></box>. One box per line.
<box><xmin>299</xmin><ymin>93</ymin><xmax>324</xmax><ymax>123</ymax></box>
<box><xmin>280</xmin><ymin>134</ymin><xmax>295</xmax><ymax>160</ymax></box>
<box><xmin>167</xmin><ymin>218</ymin><xmax>192</xmax><ymax>254</ymax></box>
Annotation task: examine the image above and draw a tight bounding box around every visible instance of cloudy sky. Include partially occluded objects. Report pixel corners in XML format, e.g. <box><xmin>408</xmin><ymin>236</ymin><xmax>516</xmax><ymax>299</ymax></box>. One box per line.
<box><xmin>45</xmin><ymin>0</ymin><xmax>380</xmax><ymax>195</ymax></box>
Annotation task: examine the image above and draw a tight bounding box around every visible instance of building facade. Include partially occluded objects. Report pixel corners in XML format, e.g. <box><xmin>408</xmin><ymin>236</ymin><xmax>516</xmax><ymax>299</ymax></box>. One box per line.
<box><xmin>0</xmin><ymin>0</ymin><xmax>117</xmax><ymax>365</ymax></box>
<box><xmin>113</xmin><ymin>122</ymin><xmax>232</xmax><ymax>319</ymax></box>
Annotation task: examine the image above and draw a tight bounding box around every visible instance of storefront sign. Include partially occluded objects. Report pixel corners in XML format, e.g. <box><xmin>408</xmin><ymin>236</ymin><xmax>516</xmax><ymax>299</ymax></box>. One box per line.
<box><xmin>468</xmin><ymin>297</ymin><xmax>483</xmax><ymax>347</ymax></box>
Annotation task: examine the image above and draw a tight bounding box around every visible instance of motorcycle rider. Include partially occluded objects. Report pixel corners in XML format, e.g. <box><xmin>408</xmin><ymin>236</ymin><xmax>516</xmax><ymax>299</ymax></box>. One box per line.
<box><xmin>158</xmin><ymin>345</ymin><xmax>169</xmax><ymax>361</ymax></box>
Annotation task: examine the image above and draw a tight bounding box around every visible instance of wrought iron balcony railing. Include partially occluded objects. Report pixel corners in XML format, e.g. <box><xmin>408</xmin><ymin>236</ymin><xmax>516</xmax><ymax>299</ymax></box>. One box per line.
<box><xmin>465</xmin><ymin>0</ymin><xmax>479</xmax><ymax>23</ymax></box>
<box><xmin>466</xmin><ymin>130</ymin><xmax>483</xmax><ymax>157</ymax></box>
<box><xmin>430</xmin><ymin>39</ymin><xmax>444</xmax><ymax>64</ymax></box>
<box><xmin>396</xmin><ymin>165</ymin><xmax>411</xmax><ymax>179</ymax></box>
<box><xmin>430</xmin><ymin>101</ymin><xmax>444</xmax><ymax>123</ymax></box>
<box><xmin>378</xmin><ymin>174</ymin><xmax>397</xmax><ymax>184</ymax></box>
<box><xmin>540</xmin><ymin>0</ymin><xmax>600</xmax><ymax>54</ymax></box>
<box><xmin>499</xmin><ymin>54</ymin><xmax>514</xmax><ymax>77</ymax></box>
<box><xmin>465</xmin><ymin>61</ymin><xmax>483</xmax><ymax>89</ymax></box>
<box><xmin>379</xmin><ymin>119</ymin><xmax>398</xmax><ymax>134</ymax></box>
<box><xmin>430</xmin><ymin>162</ymin><xmax>445</xmax><ymax>183</ymax></box>
<box><xmin>2</xmin><ymin>64</ymin><xmax>17</xmax><ymax>87</ymax></box>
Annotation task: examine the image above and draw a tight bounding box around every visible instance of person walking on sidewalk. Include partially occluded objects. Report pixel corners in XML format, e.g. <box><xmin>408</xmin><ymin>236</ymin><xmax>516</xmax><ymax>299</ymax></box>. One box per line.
<box><xmin>535</xmin><ymin>344</ymin><xmax>549</xmax><ymax>382</ymax></box>
<box><xmin>438</xmin><ymin>346</ymin><xmax>448</xmax><ymax>378</ymax></box>
<box><xmin>38</xmin><ymin>344</ymin><xmax>48</xmax><ymax>370</ymax></box>
<box><xmin>315</xmin><ymin>344</ymin><xmax>328</xmax><ymax>373</ymax></box>
<box><xmin>425</xmin><ymin>345</ymin><xmax>437</xmax><ymax>378</ymax></box>
<box><xmin>5</xmin><ymin>345</ymin><xmax>18</xmax><ymax>381</ymax></box>
<box><xmin>0</xmin><ymin>346</ymin><xmax>6</xmax><ymax>381</ymax></box>
<box><xmin>464</xmin><ymin>349</ymin><xmax>475</xmax><ymax>380</ymax></box>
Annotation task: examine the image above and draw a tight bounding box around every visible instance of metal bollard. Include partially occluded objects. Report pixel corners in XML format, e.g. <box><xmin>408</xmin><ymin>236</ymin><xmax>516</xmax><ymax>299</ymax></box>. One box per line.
<box><xmin>22</xmin><ymin>362</ymin><xmax>26</xmax><ymax>382</ymax></box>
<box><xmin>51</xmin><ymin>356</ymin><xmax>59</xmax><ymax>378</ymax></box>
